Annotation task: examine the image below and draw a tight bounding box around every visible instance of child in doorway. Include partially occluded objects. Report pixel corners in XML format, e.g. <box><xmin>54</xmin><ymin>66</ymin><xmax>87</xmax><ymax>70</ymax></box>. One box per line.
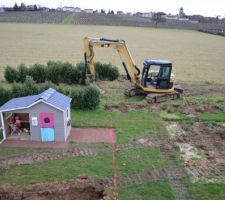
<box><xmin>15</xmin><ymin>115</ymin><xmax>22</xmax><ymax>135</ymax></box>
<box><xmin>8</xmin><ymin>118</ymin><xmax>17</xmax><ymax>135</ymax></box>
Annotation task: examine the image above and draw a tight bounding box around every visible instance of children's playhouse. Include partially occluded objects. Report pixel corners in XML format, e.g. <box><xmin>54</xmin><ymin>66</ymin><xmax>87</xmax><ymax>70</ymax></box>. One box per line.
<box><xmin>0</xmin><ymin>88</ymin><xmax>72</xmax><ymax>142</ymax></box>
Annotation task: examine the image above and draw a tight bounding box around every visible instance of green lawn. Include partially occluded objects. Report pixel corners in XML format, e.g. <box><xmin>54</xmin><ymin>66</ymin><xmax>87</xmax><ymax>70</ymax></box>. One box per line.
<box><xmin>199</xmin><ymin>112</ymin><xmax>225</xmax><ymax>122</ymax></box>
<box><xmin>187</xmin><ymin>181</ymin><xmax>225</xmax><ymax>200</ymax></box>
<box><xmin>72</xmin><ymin>109</ymin><xmax>166</xmax><ymax>143</ymax></box>
<box><xmin>0</xmin><ymin>147</ymin><xmax>163</xmax><ymax>187</ymax></box>
<box><xmin>116</xmin><ymin>180</ymin><xmax>175</xmax><ymax>200</ymax></box>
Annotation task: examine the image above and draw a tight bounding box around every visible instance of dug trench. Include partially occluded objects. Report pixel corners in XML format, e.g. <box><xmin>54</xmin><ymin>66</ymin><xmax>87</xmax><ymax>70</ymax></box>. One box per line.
<box><xmin>104</xmin><ymin>102</ymin><xmax>145</xmax><ymax>113</ymax></box>
<box><xmin>0</xmin><ymin>176</ymin><xmax>109</xmax><ymax>200</ymax></box>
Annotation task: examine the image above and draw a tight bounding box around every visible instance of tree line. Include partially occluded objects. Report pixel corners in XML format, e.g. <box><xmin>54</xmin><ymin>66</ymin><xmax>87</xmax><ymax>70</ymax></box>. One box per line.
<box><xmin>4</xmin><ymin>3</ymin><xmax>39</xmax><ymax>12</ymax></box>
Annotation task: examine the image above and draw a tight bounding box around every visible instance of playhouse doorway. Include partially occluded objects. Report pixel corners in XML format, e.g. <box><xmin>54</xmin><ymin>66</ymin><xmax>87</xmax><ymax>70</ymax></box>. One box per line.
<box><xmin>5</xmin><ymin>113</ymin><xmax>30</xmax><ymax>141</ymax></box>
<box><xmin>40</xmin><ymin>113</ymin><xmax>55</xmax><ymax>142</ymax></box>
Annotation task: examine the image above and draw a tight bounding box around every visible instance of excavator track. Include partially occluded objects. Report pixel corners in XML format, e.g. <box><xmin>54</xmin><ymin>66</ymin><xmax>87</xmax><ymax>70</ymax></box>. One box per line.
<box><xmin>124</xmin><ymin>87</ymin><xmax>142</xmax><ymax>97</ymax></box>
<box><xmin>145</xmin><ymin>91</ymin><xmax>180</xmax><ymax>103</ymax></box>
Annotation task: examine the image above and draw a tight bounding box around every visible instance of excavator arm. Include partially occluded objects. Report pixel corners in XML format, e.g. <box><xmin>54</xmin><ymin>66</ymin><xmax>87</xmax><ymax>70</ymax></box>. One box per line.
<box><xmin>83</xmin><ymin>37</ymin><xmax>141</xmax><ymax>85</ymax></box>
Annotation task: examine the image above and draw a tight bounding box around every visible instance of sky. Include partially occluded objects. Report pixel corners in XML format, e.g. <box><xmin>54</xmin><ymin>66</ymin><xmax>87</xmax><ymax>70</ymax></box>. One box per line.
<box><xmin>0</xmin><ymin>0</ymin><xmax>225</xmax><ymax>17</ymax></box>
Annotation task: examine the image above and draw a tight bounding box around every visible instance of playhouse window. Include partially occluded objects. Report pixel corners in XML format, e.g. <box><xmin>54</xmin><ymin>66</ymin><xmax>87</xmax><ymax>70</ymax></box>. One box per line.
<box><xmin>31</xmin><ymin>117</ymin><xmax>38</xmax><ymax>126</ymax></box>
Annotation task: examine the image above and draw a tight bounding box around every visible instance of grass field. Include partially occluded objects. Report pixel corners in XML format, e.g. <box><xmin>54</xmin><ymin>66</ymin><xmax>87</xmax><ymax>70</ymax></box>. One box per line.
<box><xmin>0</xmin><ymin>23</ymin><xmax>225</xmax><ymax>84</ymax></box>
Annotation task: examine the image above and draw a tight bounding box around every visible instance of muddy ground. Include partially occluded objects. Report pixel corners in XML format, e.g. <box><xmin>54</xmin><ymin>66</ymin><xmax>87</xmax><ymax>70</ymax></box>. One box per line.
<box><xmin>104</xmin><ymin>102</ymin><xmax>145</xmax><ymax>113</ymax></box>
<box><xmin>173</xmin><ymin>122</ymin><xmax>225</xmax><ymax>180</ymax></box>
<box><xmin>0</xmin><ymin>176</ymin><xmax>109</xmax><ymax>200</ymax></box>
<box><xmin>181</xmin><ymin>82</ymin><xmax>225</xmax><ymax>97</ymax></box>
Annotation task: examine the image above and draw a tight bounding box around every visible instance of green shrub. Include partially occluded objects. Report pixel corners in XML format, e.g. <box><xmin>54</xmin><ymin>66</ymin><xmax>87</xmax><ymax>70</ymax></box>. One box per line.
<box><xmin>0</xmin><ymin>131</ymin><xmax>2</xmax><ymax>140</ymax></box>
<box><xmin>58</xmin><ymin>86</ymin><xmax>70</xmax><ymax>96</ymax></box>
<box><xmin>83</xmin><ymin>86</ymin><xmax>100</xmax><ymax>110</ymax></box>
<box><xmin>69</xmin><ymin>67</ymin><xmax>82</xmax><ymax>84</ymax></box>
<box><xmin>60</xmin><ymin>62</ymin><xmax>74</xmax><ymax>84</ymax></box>
<box><xmin>11</xmin><ymin>83</ymin><xmax>26</xmax><ymax>98</ymax></box>
<box><xmin>0</xmin><ymin>87</ymin><xmax>10</xmax><ymax>106</ymax></box>
<box><xmin>60</xmin><ymin>62</ymin><xmax>85</xmax><ymax>85</ymax></box>
<box><xmin>70</xmin><ymin>88</ymin><xmax>85</xmax><ymax>109</ymax></box>
<box><xmin>17</xmin><ymin>64</ymin><xmax>29</xmax><ymax>83</ymax></box>
<box><xmin>38</xmin><ymin>81</ymin><xmax>58</xmax><ymax>93</ymax></box>
<box><xmin>29</xmin><ymin>64</ymin><xmax>46</xmax><ymax>83</ymax></box>
<box><xmin>70</xmin><ymin>86</ymin><xmax>100</xmax><ymax>110</ymax></box>
<box><xmin>23</xmin><ymin>76</ymin><xmax>39</xmax><ymax>96</ymax></box>
<box><xmin>11</xmin><ymin>76</ymin><xmax>39</xmax><ymax>98</ymax></box>
<box><xmin>46</xmin><ymin>61</ymin><xmax>62</xmax><ymax>84</ymax></box>
<box><xmin>95</xmin><ymin>62</ymin><xmax>119</xmax><ymax>81</ymax></box>
<box><xmin>4</xmin><ymin>66</ymin><xmax>18</xmax><ymax>83</ymax></box>
<box><xmin>76</xmin><ymin>62</ymin><xmax>86</xmax><ymax>84</ymax></box>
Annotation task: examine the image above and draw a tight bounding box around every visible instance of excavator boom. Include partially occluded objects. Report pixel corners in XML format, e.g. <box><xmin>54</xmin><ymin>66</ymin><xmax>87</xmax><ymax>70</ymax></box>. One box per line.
<box><xmin>84</xmin><ymin>37</ymin><xmax>141</xmax><ymax>85</ymax></box>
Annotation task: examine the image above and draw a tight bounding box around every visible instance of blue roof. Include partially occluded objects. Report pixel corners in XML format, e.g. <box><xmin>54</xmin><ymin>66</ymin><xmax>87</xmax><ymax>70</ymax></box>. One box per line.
<box><xmin>0</xmin><ymin>88</ymin><xmax>72</xmax><ymax>112</ymax></box>
<box><xmin>144</xmin><ymin>59</ymin><xmax>172</xmax><ymax>66</ymax></box>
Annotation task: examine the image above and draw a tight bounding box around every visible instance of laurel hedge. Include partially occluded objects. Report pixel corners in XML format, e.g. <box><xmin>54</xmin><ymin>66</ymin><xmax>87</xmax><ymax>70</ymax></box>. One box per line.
<box><xmin>4</xmin><ymin>61</ymin><xmax>119</xmax><ymax>84</ymax></box>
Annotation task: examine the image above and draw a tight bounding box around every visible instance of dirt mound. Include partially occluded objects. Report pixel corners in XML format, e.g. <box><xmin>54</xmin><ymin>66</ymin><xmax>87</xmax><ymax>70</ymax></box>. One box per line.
<box><xmin>0</xmin><ymin>177</ymin><xmax>108</xmax><ymax>200</ymax></box>
<box><xmin>104</xmin><ymin>102</ymin><xmax>145</xmax><ymax>113</ymax></box>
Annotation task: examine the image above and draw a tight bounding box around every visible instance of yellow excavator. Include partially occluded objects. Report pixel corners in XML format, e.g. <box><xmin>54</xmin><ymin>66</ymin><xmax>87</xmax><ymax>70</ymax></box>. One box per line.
<box><xmin>83</xmin><ymin>36</ymin><xmax>183</xmax><ymax>103</ymax></box>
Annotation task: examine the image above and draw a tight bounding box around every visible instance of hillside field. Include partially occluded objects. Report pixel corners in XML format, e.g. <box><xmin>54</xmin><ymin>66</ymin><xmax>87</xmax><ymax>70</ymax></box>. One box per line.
<box><xmin>0</xmin><ymin>23</ymin><xmax>225</xmax><ymax>84</ymax></box>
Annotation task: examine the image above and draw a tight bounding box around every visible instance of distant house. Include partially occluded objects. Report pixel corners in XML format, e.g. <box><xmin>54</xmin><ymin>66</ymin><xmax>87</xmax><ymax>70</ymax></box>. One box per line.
<box><xmin>0</xmin><ymin>7</ymin><xmax>4</xmax><ymax>12</ymax></box>
<box><xmin>135</xmin><ymin>12</ymin><xmax>144</xmax><ymax>17</ymax></box>
<box><xmin>178</xmin><ymin>18</ymin><xmax>189</xmax><ymax>21</ymax></box>
<box><xmin>40</xmin><ymin>7</ymin><xmax>50</xmax><ymax>12</ymax></box>
<box><xmin>0</xmin><ymin>88</ymin><xmax>72</xmax><ymax>142</ymax></box>
<box><xmin>56</xmin><ymin>7</ymin><xmax>61</xmax><ymax>11</ymax></box>
<box><xmin>62</xmin><ymin>6</ymin><xmax>76</xmax><ymax>12</ymax></box>
<box><xmin>165</xmin><ymin>14</ymin><xmax>179</xmax><ymax>20</ymax></box>
<box><xmin>83</xmin><ymin>9</ymin><xmax>94</xmax><ymax>13</ymax></box>
<box><xmin>74</xmin><ymin>7</ymin><xmax>81</xmax><ymax>13</ymax></box>
<box><xmin>126</xmin><ymin>12</ymin><xmax>132</xmax><ymax>16</ymax></box>
<box><xmin>27</xmin><ymin>5</ymin><xmax>37</xmax><ymax>11</ymax></box>
<box><xmin>222</xmin><ymin>18</ymin><xmax>225</xmax><ymax>25</ymax></box>
<box><xmin>142</xmin><ymin>12</ymin><xmax>153</xmax><ymax>18</ymax></box>
<box><xmin>117</xmin><ymin>11</ymin><xmax>124</xmax><ymax>15</ymax></box>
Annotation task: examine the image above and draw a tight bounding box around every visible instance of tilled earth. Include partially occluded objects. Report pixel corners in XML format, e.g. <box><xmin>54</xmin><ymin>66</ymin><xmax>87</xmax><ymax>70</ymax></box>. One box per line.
<box><xmin>104</xmin><ymin>102</ymin><xmax>145</xmax><ymax>113</ymax></box>
<box><xmin>176</xmin><ymin>122</ymin><xmax>225</xmax><ymax>179</ymax></box>
<box><xmin>0</xmin><ymin>176</ymin><xmax>108</xmax><ymax>200</ymax></box>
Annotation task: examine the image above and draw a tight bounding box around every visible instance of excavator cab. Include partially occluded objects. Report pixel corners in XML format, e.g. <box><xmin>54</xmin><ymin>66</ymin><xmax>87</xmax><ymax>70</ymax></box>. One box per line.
<box><xmin>141</xmin><ymin>60</ymin><xmax>174</xmax><ymax>90</ymax></box>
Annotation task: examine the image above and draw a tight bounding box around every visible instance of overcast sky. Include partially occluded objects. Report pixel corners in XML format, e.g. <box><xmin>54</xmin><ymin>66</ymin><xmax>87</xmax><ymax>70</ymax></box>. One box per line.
<box><xmin>1</xmin><ymin>0</ymin><xmax>225</xmax><ymax>17</ymax></box>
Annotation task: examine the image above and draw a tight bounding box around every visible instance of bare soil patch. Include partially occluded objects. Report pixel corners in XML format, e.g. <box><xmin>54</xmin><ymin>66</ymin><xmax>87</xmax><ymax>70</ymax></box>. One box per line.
<box><xmin>150</xmin><ymin>102</ymin><xmax>221</xmax><ymax>115</ymax></box>
<box><xmin>0</xmin><ymin>177</ymin><xmax>108</xmax><ymax>200</ymax></box>
<box><xmin>181</xmin><ymin>83</ymin><xmax>225</xmax><ymax>97</ymax></box>
<box><xmin>175</xmin><ymin>122</ymin><xmax>225</xmax><ymax>179</ymax></box>
<box><xmin>104</xmin><ymin>102</ymin><xmax>145</xmax><ymax>113</ymax></box>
